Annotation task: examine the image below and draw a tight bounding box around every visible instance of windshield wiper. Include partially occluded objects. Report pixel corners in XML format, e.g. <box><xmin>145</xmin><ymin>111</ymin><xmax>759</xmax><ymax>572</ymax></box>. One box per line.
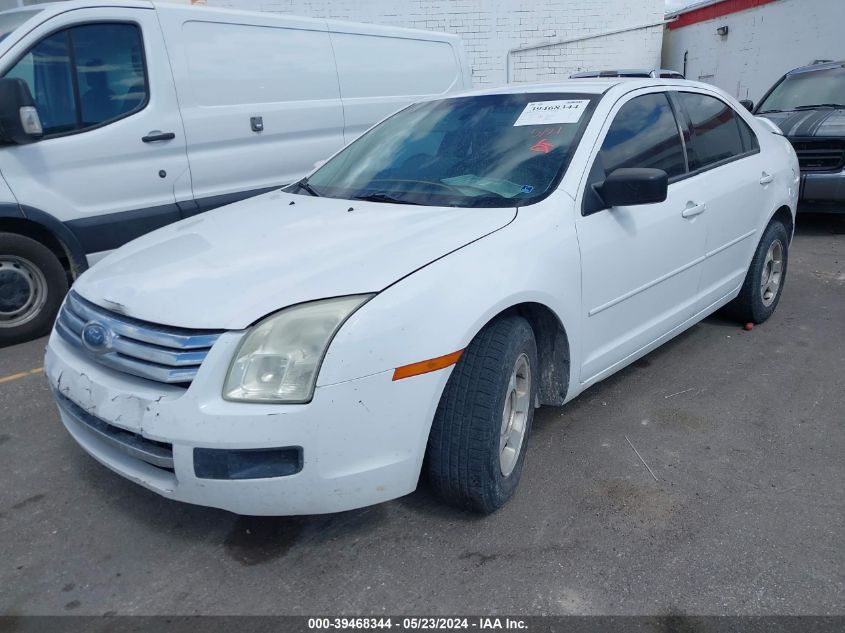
<box><xmin>793</xmin><ymin>103</ymin><xmax>845</xmax><ymax>110</ymax></box>
<box><xmin>352</xmin><ymin>192</ymin><xmax>421</xmax><ymax>205</ymax></box>
<box><xmin>292</xmin><ymin>177</ymin><xmax>320</xmax><ymax>196</ymax></box>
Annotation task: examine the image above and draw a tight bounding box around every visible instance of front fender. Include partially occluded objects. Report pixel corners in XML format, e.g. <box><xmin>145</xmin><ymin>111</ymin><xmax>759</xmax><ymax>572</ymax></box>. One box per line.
<box><xmin>317</xmin><ymin>192</ymin><xmax>584</xmax><ymax>402</ymax></box>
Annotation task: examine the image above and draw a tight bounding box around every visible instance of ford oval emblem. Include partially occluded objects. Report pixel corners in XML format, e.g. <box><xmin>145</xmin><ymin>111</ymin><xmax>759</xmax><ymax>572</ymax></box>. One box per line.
<box><xmin>81</xmin><ymin>321</ymin><xmax>111</xmax><ymax>353</ymax></box>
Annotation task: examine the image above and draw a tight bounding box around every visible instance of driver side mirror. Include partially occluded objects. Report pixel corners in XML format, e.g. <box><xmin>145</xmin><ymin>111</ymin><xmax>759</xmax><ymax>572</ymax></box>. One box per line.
<box><xmin>600</xmin><ymin>168</ymin><xmax>668</xmax><ymax>207</ymax></box>
<box><xmin>0</xmin><ymin>78</ymin><xmax>43</xmax><ymax>145</ymax></box>
<box><xmin>739</xmin><ymin>99</ymin><xmax>754</xmax><ymax>112</ymax></box>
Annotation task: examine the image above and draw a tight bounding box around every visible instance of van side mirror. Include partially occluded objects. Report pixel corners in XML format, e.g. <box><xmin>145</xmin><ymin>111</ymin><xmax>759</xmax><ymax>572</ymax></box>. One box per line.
<box><xmin>600</xmin><ymin>168</ymin><xmax>668</xmax><ymax>207</ymax></box>
<box><xmin>0</xmin><ymin>78</ymin><xmax>43</xmax><ymax>145</ymax></box>
<box><xmin>739</xmin><ymin>99</ymin><xmax>754</xmax><ymax>112</ymax></box>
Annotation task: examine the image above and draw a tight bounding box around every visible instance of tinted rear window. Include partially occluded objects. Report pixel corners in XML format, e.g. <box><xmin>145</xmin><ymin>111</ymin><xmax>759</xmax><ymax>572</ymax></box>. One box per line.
<box><xmin>679</xmin><ymin>92</ymin><xmax>747</xmax><ymax>169</ymax></box>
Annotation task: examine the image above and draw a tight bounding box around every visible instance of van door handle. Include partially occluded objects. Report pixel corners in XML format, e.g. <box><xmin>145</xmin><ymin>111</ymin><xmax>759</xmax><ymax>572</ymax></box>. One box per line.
<box><xmin>142</xmin><ymin>131</ymin><xmax>175</xmax><ymax>143</ymax></box>
<box><xmin>682</xmin><ymin>202</ymin><xmax>706</xmax><ymax>218</ymax></box>
<box><xmin>759</xmin><ymin>173</ymin><xmax>775</xmax><ymax>185</ymax></box>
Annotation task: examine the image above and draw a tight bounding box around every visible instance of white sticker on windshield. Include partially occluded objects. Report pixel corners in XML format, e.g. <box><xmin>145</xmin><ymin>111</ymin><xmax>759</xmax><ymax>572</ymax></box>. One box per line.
<box><xmin>513</xmin><ymin>100</ymin><xmax>590</xmax><ymax>126</ymax></box>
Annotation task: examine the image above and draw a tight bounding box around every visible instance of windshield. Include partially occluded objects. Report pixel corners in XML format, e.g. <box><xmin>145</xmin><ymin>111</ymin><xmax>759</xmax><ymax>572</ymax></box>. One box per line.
<box><xmin>0</xmin><ymin>8</ymin><xmax>41</xmax><ymax>44</ymax></box>
<box><xmin>758</xmin><ymin>66</ymin><xmax>845</xmax><ymax>112</ymax></box>
<box><xmin>302</xmin><ymin>92</ymin><xmax>598</xmax><ymax>208</ymax></box>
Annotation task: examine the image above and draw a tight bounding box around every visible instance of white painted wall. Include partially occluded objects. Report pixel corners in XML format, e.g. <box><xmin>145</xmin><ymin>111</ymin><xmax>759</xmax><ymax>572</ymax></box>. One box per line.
<box><xmin>206</xmin><ymin>0</ymin><xmax>665</xmax><ymax>87</ymax></box>
<box><xmin>662</xmin><ymin>0</ymin><xmax>845</xmax><ymax>102</ymax></box>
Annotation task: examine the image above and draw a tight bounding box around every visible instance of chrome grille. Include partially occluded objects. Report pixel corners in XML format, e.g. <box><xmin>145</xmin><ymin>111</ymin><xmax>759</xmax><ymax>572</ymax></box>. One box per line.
<box><xmin>55</xmin><ymin>291</ymin><xmax>223</xmax><ymax>385</ymax></box>
<box><xmin>790</xmin><ymin>138</ymin><xmax>845</xmax><ymax>172</ymax></box>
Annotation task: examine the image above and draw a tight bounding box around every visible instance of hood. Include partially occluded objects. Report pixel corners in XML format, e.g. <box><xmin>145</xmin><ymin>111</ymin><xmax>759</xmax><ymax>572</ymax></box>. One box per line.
<box><xmin>757</xmin><ymin>108</ymin><xmax>845</xmax><ymax>138</ymax></box>
<box><xmin>74</xmin><ymin>190</ymin><xmax>516</xmax><ymax>330</ymax></box>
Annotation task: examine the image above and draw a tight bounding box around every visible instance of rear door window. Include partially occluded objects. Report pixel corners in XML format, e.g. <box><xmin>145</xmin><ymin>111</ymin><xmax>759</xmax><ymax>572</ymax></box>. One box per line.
<box><xmin>678</xmin><ymin>92</ymin><xmax>753</xmax><ymax>169</ymax></box>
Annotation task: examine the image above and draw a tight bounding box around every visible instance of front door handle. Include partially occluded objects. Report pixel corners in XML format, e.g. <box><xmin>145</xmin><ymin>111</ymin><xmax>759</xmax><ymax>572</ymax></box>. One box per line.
<box><xmin>142</xmin><ymin>131</ymin><xmax>176</xmax><ymax>143</ymax></box>
<box><xmin>682</xmin><ymin>202</ymin><xmax>706</xmax><ymax>218</ymax></box>
<box><xmin>759</xmin><ymin>172</ymin><xmax>775</xmax><ymax>185</ymax></box>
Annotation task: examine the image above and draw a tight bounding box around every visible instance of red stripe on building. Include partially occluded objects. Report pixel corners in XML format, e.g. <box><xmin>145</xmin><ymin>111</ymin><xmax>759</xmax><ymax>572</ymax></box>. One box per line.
<box><xmin>667</xmin><ymin>0</ymin><xmax>780</xmax><ymax>29</ymax></box>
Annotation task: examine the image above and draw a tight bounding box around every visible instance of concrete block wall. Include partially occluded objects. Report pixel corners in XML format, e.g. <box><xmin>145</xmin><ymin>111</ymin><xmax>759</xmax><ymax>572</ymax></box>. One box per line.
<box><xmin>662</xmin><ymin>0</ymin><xmax>845</xmax><ymax>101</ymax></box>
<box><xmin>207</xmin><ymin>0</ymin><xmax>665</xmax><ymax>87</ymax></box>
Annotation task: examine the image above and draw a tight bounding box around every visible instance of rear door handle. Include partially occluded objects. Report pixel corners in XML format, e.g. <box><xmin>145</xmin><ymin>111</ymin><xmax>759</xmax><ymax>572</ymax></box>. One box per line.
<box><xmin>759</xmin><ymin>173</ymin><xmax>775</xmax><ymax>185</ymax></box>
<box><xmin>142</xmin><ymin>131</ymin><xmax>175</xmax><ymax>143</ymax></box>
<box><xmin>682</xmin><ymin>202</ymin><xmax>706</xmax><ymax>218</ymax></box>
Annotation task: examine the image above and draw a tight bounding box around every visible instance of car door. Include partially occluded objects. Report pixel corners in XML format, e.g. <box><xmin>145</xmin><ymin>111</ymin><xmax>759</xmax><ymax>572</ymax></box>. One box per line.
<box><xmin>673</xmin><ymin>90</ymin><xmax>773</xmax><ymax>309</ymax></box>
<box><xmin>0</xmin><ymin>8</ymin><xmax>190</xmax><ymax>261</ymax></box>
<box><xmin>575</xmin><ymin>89</ymin><xmax>707</xmax><ymax>383</ymax></box>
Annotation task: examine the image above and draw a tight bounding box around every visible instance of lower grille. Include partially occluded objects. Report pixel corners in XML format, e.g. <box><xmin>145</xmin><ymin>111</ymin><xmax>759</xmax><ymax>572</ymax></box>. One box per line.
<box><xmin>55</xmin><ymin>389</ymin><xmax>173</xmax><ymax>471</ymax></box>
<box><xmin>55</xmin><ymin>291</ymin><xmax>223</xmax><ymax>385</ymax></box>
<box><xmin>790</xmin><ymin>138</ymin><xmax>845</xmax><ymax>172</ymax></box>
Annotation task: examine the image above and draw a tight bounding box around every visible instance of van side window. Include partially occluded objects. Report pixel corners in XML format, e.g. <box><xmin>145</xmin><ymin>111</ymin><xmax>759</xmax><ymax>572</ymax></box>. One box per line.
<box><xmin>5</xmin><ymin>32</ymin><xmax>76</xmax><ymax>135</ymax></box>
<box><xmin>678</xmin><ymin>92</ymin><xmax>750</xmax><ymax>169</ymax></box>
<box><xmin>4</xmin><ymin>23</ymin><xmax>147</xmax><ymax>136</ymax></box>
<box><xmin>599</xmin><ymin>92</ymin><xmax>687</xmax><ymax>177</ymax></box>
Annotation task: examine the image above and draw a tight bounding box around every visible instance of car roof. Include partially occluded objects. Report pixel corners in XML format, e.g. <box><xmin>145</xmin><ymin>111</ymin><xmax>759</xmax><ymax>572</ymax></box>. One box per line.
<box><xmin>463</xmin><ymin>79</ymin><xmax>624</xmax><ymax>95</ymax></box>
<box><xmin>439</xmin><ymin>78</ymin><xmax>709</xmax><ymax>100</ymax></box>
<box><xmin>571</xmin><ymin>69</ymin><xmax>683</xmax><ymax>78</ymax></box>
<box><xmin>788</xmin><ymin>60</ymin><xmax>845</xmax><ymax>75</ymax></box>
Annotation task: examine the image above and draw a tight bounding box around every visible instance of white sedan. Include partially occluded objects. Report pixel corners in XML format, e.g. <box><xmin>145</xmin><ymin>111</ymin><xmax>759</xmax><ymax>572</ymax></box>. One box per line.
<box><xmin>45</xmin><ymin>79</ymin><xmax>799</xmax><ymax>515</ymax></box>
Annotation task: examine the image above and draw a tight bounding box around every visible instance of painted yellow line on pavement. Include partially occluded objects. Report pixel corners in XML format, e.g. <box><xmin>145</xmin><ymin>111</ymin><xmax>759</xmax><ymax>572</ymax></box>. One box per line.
<box><xmin>0</xmin><ymin>367</ymin><xmax>44</xmax><ymax>384</ymax></box>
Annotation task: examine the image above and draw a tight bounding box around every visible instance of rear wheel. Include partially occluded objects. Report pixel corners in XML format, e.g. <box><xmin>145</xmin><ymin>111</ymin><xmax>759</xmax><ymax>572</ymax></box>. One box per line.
<box><xmin>723</xmin><ymin>219</ymin><xmax>789</xmax><ymax>324</ymax></box>
<box><xmin>426</xmin><ymin>315</ymin><xmax>538</xmax><ymax>514</ymax></box>
<box><xmin>0</xmin><ymin>232</ymin><xmax>68</xmax><ymax>346</ymax></box>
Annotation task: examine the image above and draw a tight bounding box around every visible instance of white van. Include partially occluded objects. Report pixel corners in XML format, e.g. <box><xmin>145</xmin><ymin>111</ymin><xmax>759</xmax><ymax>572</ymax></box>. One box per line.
<box><xmin>0</xmin><ymin>0</ymin><xmax>471</xmax><ymax>345</ymax></box>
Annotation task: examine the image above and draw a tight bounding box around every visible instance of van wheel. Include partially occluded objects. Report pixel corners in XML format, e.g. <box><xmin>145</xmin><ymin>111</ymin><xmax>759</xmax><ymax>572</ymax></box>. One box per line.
<box><xmin>0</xmin><ymin>232</ymin><xmax>68</xmax><ymax>346</ymax></box>
<box><xmin>426</xmin><ymin>315</ymin><xmax>538</xmax><ymax>514</ymax></box>
<box><xmin>723</xmin><ymin>219</ymin><xmax>789</xmax><ymax>324</ymax></box>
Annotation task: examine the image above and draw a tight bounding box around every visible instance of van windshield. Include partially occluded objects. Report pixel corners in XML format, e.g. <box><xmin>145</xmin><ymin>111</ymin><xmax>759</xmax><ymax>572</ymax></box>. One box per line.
<box><xmin>758</xmin><ymin>66</ymin><xmax>845</xmax><ymax>112</ymax></box>
<box><xmin>0</xmin><ymin>9</ymin><xmax>41</xmax><ymax>44</ymax></box>
<box><xmin>302</xmin><ymin>93</ymin><xmax>598</xmax><ymax>208</ymax></box>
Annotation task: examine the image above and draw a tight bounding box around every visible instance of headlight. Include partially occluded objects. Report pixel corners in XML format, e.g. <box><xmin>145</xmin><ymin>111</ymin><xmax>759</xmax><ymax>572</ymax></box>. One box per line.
<box><xmin>223</xmin><ymin>295</ymin><xmax>373</xmax><ymax>403</ymax></box>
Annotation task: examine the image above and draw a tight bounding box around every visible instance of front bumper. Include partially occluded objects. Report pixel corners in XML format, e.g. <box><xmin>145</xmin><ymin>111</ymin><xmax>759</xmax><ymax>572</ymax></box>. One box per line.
<box><xmin>44</xmin><ymin>330</ymin><xmax>448</xmax><ymax>515</ymax></box>
<box><xmin>799</xmin><ymin>170</ymin><xmax>845</xmax><ymax>213</ymax></box>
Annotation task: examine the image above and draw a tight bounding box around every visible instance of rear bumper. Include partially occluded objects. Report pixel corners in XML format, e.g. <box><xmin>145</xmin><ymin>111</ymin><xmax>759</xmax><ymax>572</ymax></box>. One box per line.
<box><xmin>45</xmin><ymin>330</ymin><xmax>447</xmax><ymax>515</ymax></box>
<box><xmin>799</xmin><ymin>170</ymin><xmax>845</xmax><ymax>213</ymax></box>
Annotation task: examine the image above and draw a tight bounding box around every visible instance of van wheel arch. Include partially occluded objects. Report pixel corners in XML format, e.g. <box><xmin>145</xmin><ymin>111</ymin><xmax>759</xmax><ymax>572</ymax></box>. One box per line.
<box><xmin>0</xmin><ymin>210</ymin><xmax>88</xmax><ymax>278</ymax></box>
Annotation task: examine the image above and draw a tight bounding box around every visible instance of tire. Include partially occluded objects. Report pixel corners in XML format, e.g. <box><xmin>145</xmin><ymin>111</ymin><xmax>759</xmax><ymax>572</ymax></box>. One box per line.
<box><xmin>426</xmin><ymin>315</ymin><xmax>538</xmax><ymax>514</ymax></box>
<box><xmin>722</xmin><ymin>219</ymin><xmax>789</xmax><ymax>324</ymax></box>
<box><xmin>0</xmin><ymin>232</ymin><xmax>68</xmax><ymax>347</ymax></box>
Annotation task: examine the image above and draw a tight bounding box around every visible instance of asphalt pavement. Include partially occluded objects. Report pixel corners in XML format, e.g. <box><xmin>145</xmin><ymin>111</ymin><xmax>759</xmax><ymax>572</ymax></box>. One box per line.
<box><xmin>1</xmin><ymin>214</ymin><xmax>843</xmax><ymax>616</ymax></box>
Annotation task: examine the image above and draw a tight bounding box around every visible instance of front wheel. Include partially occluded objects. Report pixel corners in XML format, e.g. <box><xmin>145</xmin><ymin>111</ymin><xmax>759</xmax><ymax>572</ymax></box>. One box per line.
<box><xmin>426</xmin><ymin>315</ymin><xmax>538</xmax><ymax>514</ymax></box>
<box><xmin>723</xmin><ymin>219</ymin><xmax>789</xmax><ymax>324</ymax></box>
<box><xmin>0</xmin><ymin>232</ymin><xmax>68</xmax><ymax>346</ymax></box>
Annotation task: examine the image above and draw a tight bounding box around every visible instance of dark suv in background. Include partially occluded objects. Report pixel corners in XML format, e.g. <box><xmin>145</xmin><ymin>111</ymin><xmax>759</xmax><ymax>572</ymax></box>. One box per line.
<box><xmin>754</xmin><ymin>61</ymin><xmax>845</xmax><ymax>213</ymax></box>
